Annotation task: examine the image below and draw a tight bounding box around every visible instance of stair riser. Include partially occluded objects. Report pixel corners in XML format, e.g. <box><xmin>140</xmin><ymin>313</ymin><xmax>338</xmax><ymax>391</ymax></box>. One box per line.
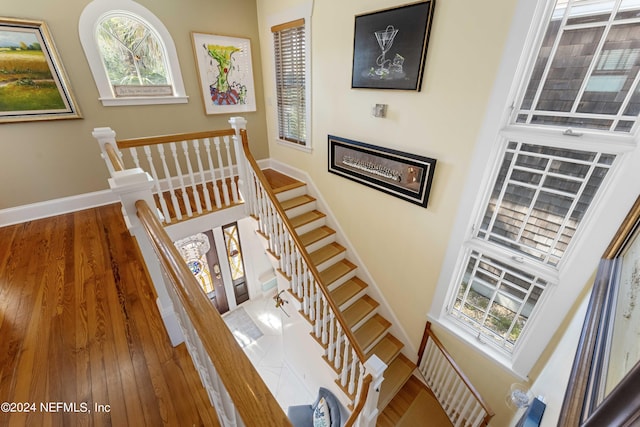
<box><xmin>284</xmin><ymin>201</ymin><xmax>317</xmax><ymax>218</ymax></box>
<box><xmin>315</xmin><ymin>251</ymin><xmax>347</xmax><ymax>272</ymax></box>
<box><xmin>305</xmin><ymin>234</ymin><xmax>337</xmax><ymax>253</ymax></box>
<box><xmin>337</xmin><ymin>288</ymin><xmax>368</xmax><ymax>311</ymax></box>
<box><xmin>295</xmin><ymin>217</ymin><xmax>326</xmax><ymax>235</ymax></box>
<box><xmin>326</xmin><ymin>269</ymin><xmax>357</xmax><ymax>291</ymax></box>
<box><xmin>275</xmin><ymin>185</ymin><xmax>308</xmax><ymax>202</ymax></box>
<box><xmin>350</xmin><ymin>310</ymin><xmax>378</xmax><ymax>333</ymax></box>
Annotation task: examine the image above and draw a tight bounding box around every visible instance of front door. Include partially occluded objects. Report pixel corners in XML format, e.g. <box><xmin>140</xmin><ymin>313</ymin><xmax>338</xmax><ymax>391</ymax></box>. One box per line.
<box><xmin>222</xmin><ymin>222</ymin><xmax>249</xmax><ymax>305</ymax></box>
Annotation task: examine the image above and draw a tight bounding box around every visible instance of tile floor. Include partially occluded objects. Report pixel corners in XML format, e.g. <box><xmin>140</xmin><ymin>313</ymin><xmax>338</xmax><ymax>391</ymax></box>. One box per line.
<box><xmin>230</xmin><ymin>295</ymin><xmax>315</xmax><ymax>412</ymax></box>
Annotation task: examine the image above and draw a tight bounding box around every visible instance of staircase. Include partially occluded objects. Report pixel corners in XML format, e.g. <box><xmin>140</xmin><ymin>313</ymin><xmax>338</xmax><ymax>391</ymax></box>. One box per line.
<box><xmin>259</xmin><ymin>169</ymin><xmax>416</xmax><ymax>412</ymax></box>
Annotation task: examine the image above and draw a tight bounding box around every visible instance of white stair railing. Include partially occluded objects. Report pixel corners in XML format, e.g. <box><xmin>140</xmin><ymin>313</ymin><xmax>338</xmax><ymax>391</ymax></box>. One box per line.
<box><xmin>238</xmin><ymin>129</ymin><xmax>385</xmax><ymax>427</ymax></box>
<box><xmin>417</xmin><ymin>322</ymin><xmax>494</xmax><ymax>427</ymax></box>
<box><xmin>92</xmin><ymin>123</ymin><xmax>244</xmax><ymax>225</ymax></box>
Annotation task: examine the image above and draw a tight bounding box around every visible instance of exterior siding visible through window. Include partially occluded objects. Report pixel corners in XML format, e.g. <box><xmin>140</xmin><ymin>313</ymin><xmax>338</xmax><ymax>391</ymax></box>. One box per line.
<box><xmin>272</xmin><ymin>19</ymin><xmax>307</xmax><ymax>146</ymax></box>
<box><xmin>444</xmin><ymin>0</ymin><xmax>639</xmax><ymax>360</ymax></box>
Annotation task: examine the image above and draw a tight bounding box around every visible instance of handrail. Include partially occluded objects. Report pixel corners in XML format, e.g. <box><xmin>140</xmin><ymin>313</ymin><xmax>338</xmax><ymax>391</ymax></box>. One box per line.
<box><xmin>104</xmin><ymin>142</ymin><xmax>124</xmax><ymax>172</ymax></box>
<box><xmin>239</xmin><ymin>129</ymin><xmax>366</xmax><ymax>363</ymax></box>
<box><xmin>116</xmin><ymin>129</ymin><xmax>236</xmax><ymax>149</ymax></box>
<box><xmin>135</xmin><ymin>199</ymin><xmax>291</xmax><ymax>427</ymax></box>
<box><xmin>344</xmin><ymin>374</ymin><xmax>373</xmax><ymax>427</ymax></box>
<box><xmin>418</xmin><ymin>321</ymin><xmax>494</xmax><ymax>427</ymax></box>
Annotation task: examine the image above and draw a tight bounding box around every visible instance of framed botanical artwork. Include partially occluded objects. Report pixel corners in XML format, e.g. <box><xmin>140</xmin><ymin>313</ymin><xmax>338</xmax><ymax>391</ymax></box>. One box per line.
<box><xmin>328</xmin><ymin>135</ymin><xmax>437</xmax><ymax>208</ymax></box>
<box><xmin>191</xmin><ymin>32</ymin><xmax>256</xmax><ymax>115</ymax></box>
<box><xmin>351</xmin><ymin>1</ymin><xmax>436</xmax><ymax>90</ymax></box>
<box><xmin>0</xmin><ymin>17</ymin><xmax>81</xmax><ymax>124</ymax></box>
<box><xmin>560</xmin><ymin>196</ymin><xmax>640</xmax><ymax>426</ymax></box>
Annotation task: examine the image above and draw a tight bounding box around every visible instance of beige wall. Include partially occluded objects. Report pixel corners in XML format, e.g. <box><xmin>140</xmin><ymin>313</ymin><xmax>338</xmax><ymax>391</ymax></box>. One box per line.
<box><xmin>0</xmin><ymin>0</ymin><xmax>268</xmax><ymax>209</ymax></box>
<box><xmin>256</xmin><ymin>0</ymin><xmax>523</xmax><ymax>425</ymax></box>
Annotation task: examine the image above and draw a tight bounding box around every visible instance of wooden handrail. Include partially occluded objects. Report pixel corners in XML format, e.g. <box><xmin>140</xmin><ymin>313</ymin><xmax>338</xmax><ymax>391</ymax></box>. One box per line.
<box><xmin>343</xmin><ymin>374</ymin><xmax>373</xmax><ymax>427</ymax></box>
<box><xmin>104</xmin><ymin>142</ymin><xmax>125</xmax><ymax>172</ymax></box>
<box><xmin>239</xmin><ymin>129</ymin><xmax>367</xmax><ymax>363</ymax></box>
<box><xmin>116</xmin><ymin>129</ymin><xmax>237</xmax><ymax>149</ymax></box>
<box><xmin>135</xmin><ymin>199</ymin><xmax>291</xmax><ymax>427</ymax></box>
<box><xmin>418</xmin><ymin>322</ymin><xmax>494</xmax><ymax>426</ymax></box>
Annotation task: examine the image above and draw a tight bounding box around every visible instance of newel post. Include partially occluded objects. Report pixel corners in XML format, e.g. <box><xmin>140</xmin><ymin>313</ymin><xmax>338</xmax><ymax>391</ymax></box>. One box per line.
<box><xmin>109</xmin><ymin>168</ymin><xmax>184</xmax><ymax>347</ymax></box>
<box><xmin>92</xmin><ymin>127</ymin><xmax>119</xmax><ymax>176</ymax></box>
<box><xmin>360</xmin><ymin>355</ymin><xmax>387</xmax><ymax>427</ymax></box>
<box><xmin>229</xmin><ymin>116</ymin><xmax>250</xmax><ymax>213</ymax></box>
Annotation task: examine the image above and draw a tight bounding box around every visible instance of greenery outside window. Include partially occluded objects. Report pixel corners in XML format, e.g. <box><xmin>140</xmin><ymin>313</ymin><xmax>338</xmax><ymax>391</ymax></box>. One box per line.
<box><xmin>79</xmin><ymin>0</ymin><xmax>187</xmax><ymax>106</ymax></box>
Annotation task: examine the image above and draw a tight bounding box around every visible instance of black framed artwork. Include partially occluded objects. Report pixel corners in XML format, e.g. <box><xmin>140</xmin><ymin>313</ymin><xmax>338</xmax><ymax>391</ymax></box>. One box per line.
<box><xmin>328</xmin><ymin>135</ymin><xmax>436</xmax><ymax>208</ymax></box>
<box><xmin>351</xmin><ymin>1</ymin><xmax>436</xmax><ymax>90</ymax></box>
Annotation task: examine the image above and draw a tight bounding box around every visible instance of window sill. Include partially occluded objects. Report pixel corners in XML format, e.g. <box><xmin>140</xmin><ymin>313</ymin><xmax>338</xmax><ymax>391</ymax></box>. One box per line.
<box><xmin>276</xmin><ymin>138</ymin><xmax>312</xmax><ymax>153</ymax></box>
<box><xmin>428</xmin><ymin>314</ymin><xmax>530</xmax><ymax>381</ymax></box>
<box><xmin>99</xmin><ymin>95</ymin><xmax>189</xmax><ymax>107</ymax></box>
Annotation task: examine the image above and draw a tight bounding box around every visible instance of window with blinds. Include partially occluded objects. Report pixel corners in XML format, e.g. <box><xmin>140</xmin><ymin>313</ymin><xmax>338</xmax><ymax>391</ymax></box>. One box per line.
<box><xmin>272</xmin><ymin>19</ymin><xmax>307</xmax><ymax>146</ymax></box>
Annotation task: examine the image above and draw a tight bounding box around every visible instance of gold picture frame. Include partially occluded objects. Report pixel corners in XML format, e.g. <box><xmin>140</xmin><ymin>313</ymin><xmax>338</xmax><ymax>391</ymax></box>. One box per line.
<box><xmin>560</xmin><ymin>195</ymin><xmax>640</xmax><ymax>426</ymax></box>
<box><xmin>0</xmin><ymin>17</ymin><xmax>81</xmax><ymax>124</ymax></box>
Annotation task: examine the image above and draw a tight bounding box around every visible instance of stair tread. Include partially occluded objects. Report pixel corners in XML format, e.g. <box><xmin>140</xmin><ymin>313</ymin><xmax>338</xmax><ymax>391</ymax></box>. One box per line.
<box><xmin>330</xmin><ymin>277</ymin><xmax>368</xmax><ymax>307</ymax></box>
<box><xmin>290</xmin><ymin>210</ymin><xmax>326</xmax><ymax>228</ymax></box>
<box><xmin>281</xmin><ymin>194</ymin><xmax>316</xmax><ymax>211</ymax></box>
<box><xmin>342</xmin><ymin>295</ymin><xmax>379</xmax><ymax>328</ymax></box>
<box><xmin>353</xmin><ymin>313</ymin><xmax>391</xmax><ymax>351</ymax></box>
<box><xmin>263</xmin><ymin>169</ymin><xmax>305</xmax><ymax>193</ymax></box>
<box><xmin>299</xmin><ymin>226</ymin><xmax>336</xmax><ymax>247</ymax></box>
<box><xmin>378</xmin><ymin>354</ymin><xmax>416</xmax><ymax>411</ymax></box>
<box><xmin>366</xmin><ymin>333</ymin><xmax>404</xmax><ymax>366</ymax></box>
<box><xmin>319</xmin><ymin>259</ymin><xmax>357</xmax><ymax>285</ymax></box>
<box><xmin>309</xmin><ymin>242</ymin><xmax>346</xmax><ymax>267</ymax></box>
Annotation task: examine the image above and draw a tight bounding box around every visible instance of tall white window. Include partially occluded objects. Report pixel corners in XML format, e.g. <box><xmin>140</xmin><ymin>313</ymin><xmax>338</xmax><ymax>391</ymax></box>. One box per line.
<box><xmin>434</xmin><ymin>0</ymin><xmax>640</xmax><ymax>375</ymax></box>
<box><xmin>79</xmin><ymin>0</ymin><xmax>187</xmax><ymax>106</ymax></box>
<box><xmin>272</xmin><ymin>19</ymin><xmax>309</xmax><ymax>148</ymax></box>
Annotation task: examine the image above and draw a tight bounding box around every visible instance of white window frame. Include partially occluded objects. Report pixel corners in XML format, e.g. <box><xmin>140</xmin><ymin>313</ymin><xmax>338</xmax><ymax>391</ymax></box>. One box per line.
<box><xmin>78</xmin><ymin>0</ymin><xmax>188</xmax><ymax>106</ymax></box>
<box><xmin>429</xmin><ymin>0</ymin><xmax>640</xmax><ymax>378</ymax></box>
<box><xmin>267</xmin><ymin>4</ymin><xmax>312</xmax><ymax>152</ymax></box>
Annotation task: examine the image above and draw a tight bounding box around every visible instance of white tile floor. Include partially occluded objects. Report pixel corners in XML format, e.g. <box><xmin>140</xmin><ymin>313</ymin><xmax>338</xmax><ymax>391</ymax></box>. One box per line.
<box><xmin>232</xmin><ymin>295</ymin><xmax>315</xmax><ymax>412</ymax></box>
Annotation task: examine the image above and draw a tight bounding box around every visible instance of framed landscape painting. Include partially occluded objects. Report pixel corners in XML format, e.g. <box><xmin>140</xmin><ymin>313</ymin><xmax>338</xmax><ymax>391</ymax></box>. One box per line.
<box><xmin>191</xmin><ymin>32</ymin><xmax>256</xmax><ymax>115</ymax></box>
<box><xmin>0</xmin><ymin>17</ymin><xmax>81</xmax><ymax>123</ymax></box>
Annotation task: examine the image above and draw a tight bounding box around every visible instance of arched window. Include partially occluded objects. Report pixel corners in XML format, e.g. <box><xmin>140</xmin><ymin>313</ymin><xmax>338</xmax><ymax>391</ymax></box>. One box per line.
<box><xmin>79</xmin><ymin>0</ymin><xmax>187</xmax><ymax>106</ymax></box>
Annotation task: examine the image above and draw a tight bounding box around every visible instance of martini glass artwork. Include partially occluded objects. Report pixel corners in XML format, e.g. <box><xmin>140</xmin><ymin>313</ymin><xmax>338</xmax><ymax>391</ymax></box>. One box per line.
<box><xmin>374</xmin><ymin>25</ymin><xmax>398</xmax><ymax>76</ymax></box>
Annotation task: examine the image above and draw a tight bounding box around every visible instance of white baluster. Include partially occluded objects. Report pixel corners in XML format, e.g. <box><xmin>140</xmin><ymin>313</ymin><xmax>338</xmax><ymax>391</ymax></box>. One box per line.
<box><xmin>335</xmin><ymin>324</ymin><xmax>343</xmax><ymax>371</ymax></box>
<box><xmin>204</xmin><ymin>138</ymin><xmax>222</xmax><ymax>209</ymax></box>
<box><xmin>214</xmin><ymin>137</ymin><xmax>230</xmax><ymax>205</ymax></box>
<box><xmin>143</xmin><ymin>146</ymin><xmax>171</xmax><ymax>223</ymax></box>
<box><xmin>128</xmin><ymin>147</ymin><xmax>141</xmax><ymax>168</ymax></box>
<box><xmin>328</xmin><ymin>313</ymin><xmax>336</xmax><ymax>362</ymax></box>
<box><xmin>157</xmin><ymin>145</ymin><xmax>182</xmax><ymax>221</ymax></box>
<box><xmin>193</xmin><ymin>139</ymin><xmax>212</xmax><ymax>211</ymax></box>
<box><xmin>321</xmin><ymin>298</ymin><xmax>329</xmax><ymax>345</ymax></box>
<box><xmin>348</xmin><ymin>350</ymin><xmax>358</xmax><ymax>394</ymax></box>
<box><xmin>341</xmin><ymin>340</ymin><xmax>351</xmax><ymax>387</ymax></box>
<box><xmin>223</xmin><ymin>136</ymin><xmax>239</xmax><ymax>203</ymax></box>
<box><xmin>170</xmin><ymin>142</ymin><xmax>192</xmax><ymax>217</ymax></box>
<box><xmin>308</xmin><ymin>272</ymin><xmax>315</xmax><ymax>321</ymax></box>
<box><xmin>182</xmin><ymin>140</ymin><xmax>203</xmax><ymax>214</ymax></box>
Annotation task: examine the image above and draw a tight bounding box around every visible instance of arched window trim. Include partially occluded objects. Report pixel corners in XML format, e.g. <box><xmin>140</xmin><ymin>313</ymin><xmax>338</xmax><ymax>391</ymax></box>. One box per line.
<box><xmin>79</xmin><ymin>0</ymin><xmax>188</xmax><ymax>106</ymax></box>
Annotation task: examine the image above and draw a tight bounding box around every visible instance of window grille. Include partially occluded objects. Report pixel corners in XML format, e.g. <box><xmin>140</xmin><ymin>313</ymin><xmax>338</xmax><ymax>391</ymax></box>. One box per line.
<box><xmin>445</xmin><ymin>0</ymin><xmax>636</xmax><ymax>357</ymax></box>
<box><xmin>515</xmin><ymin>0</ymin><xmax>640</xmax><ymax>133</ymax></box>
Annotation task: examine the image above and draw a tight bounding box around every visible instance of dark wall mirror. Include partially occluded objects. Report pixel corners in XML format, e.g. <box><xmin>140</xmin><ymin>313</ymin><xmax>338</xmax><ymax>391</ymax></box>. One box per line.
<box><xmin>560</xmin><ymin>195</ymin><xmax>640</xmax><ymax>427</ymax></box>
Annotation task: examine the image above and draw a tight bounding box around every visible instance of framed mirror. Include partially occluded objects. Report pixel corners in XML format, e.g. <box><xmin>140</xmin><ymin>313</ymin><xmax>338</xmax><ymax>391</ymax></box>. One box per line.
<box><xmin>560</xmin><ymin>195</ymin><xmax>640</xmax><ymax>426</ymax></box>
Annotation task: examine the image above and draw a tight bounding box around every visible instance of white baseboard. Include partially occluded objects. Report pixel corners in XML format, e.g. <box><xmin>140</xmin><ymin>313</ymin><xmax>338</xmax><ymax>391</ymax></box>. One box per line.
<box><xmin>0</xmin><ymin>190</ymin><xmax>119</xmax><ymax>227</ymax></box>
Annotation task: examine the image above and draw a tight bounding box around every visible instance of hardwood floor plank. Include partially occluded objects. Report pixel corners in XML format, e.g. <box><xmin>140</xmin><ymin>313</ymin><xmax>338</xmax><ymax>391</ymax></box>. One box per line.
<box><xmin>0</xmin><ymin>204</ymin><xmax>220</xmax><ymax>426</ymax></box>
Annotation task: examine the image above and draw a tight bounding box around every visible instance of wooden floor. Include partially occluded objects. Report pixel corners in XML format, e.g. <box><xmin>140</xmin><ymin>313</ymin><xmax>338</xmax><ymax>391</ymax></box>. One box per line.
<box><xmin>0</xmin><ymin>204</ymin><xmax>220</xmax><ymax>427</ymax></box>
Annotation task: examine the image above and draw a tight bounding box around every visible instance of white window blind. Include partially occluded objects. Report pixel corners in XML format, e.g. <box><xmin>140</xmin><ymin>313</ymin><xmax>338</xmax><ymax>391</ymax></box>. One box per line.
<box><xmin>272</xmin><ymin>19</ymin><xmax>307</xmax><ymax>146</ymax></box>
